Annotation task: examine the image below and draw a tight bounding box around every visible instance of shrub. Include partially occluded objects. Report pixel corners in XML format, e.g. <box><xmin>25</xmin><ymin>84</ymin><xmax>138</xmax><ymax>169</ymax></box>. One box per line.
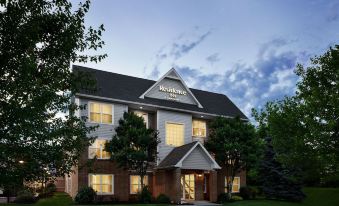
<box><xmin>231</xmin><ymin>195</ymin><xmax>243</xmax><ymax>201</ymax></box>
<box><xmin>138</xmin><ymin>186</ymin><xmax>152</xmax><ymax>203</ymax></box>
<box><xmin>156</xmin><ymin>193</ymin><xmax>171</xmax><ymax>204</ymax></box>
<box><xmin>217</xmin><ymin>193</ymin><xmax>230</xmax><ymax>203</ymax></box>
<box><xmin>75</xmin><ymin>187</ymin><xmax>97</xmax><ymax>204</ymax></box>
<box><xmin>240</xmin><ymin>186</ymin><xmax>257</xmax><ymax>200</ymax></box>
<box><xmin>46</xmin><ymin>183</ymin><xmax>57</xmax><ymax>193</ymax></box>
<box><xmin>15</xmin><ymin>190</ymin><xmax>36</xmax><ymax>204</ymax></box>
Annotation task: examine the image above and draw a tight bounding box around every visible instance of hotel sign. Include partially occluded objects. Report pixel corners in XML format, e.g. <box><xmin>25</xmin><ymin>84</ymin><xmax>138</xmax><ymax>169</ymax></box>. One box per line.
<box><xmin>159</xmin><ymin>85</ymin><xmax>187</xmax><ymax>101</ymax></box>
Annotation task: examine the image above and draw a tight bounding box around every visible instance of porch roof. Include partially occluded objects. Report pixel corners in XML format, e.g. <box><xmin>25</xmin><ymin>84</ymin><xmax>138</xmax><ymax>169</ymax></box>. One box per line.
<box><xmin>157</xmin><ymin>141</ymin><xmax>221</xmax><ymax>170</ymax></box>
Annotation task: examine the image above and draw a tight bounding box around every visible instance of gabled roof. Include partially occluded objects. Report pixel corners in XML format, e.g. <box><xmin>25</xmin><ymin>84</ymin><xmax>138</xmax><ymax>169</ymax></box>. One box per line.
<box><xmin>73</xmin><ymin>65</ymin><xmax>248</xmax><ymax>119</ymax></box>
<box><xmin>139</xmin><ymin>68</ymin><xmax>203</xmax><ymax>108</ymax></box>
<box><xmin>157</xmin><ymin>141</ymin><xmax>221</xmax><ymax>170</ymax></box>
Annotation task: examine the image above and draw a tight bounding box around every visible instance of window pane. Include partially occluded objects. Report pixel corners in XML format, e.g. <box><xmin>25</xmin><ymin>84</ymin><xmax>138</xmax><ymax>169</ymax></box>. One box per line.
<box><xmin>102</xmin><ymin>114</ymin><xmax>112</xmax><ymax>124</ymax></box>
<box><xmin>92</xmin><ymin>184</ymin><xmax>101</xmax><ymax>192</ymax></box>
<box><xmin>131</xmin><ymin>184</ymin><xmax>139</xmax><ymax>194</ymax></box>
<box><xmin>88</xmin><ymin>148</ymin><xmax>100</xmax><ymax>159</ymax></box>
<box><xmin>101</xmin><ymin>175</ymin><xmax>112</xmax><ymax>184</ymax></box>
<box><xmin>90</xmin><ymin>103</ymin><xmax>100</xmax><ymax>113</ymax></box>
<box><xmin>102</xmin><ymin>104</ymin><xmax>112</xmax><ymax>114</ymax></box>
<box><xmin>166</xmin><ymin>123</ymin><xmax>184</xmax><ymax>147</ymax></box>
<box><xmin>233</xmin><ymin>185</ymin><xmax>239</xmax><ymax>192</ymax></box>
<box><xmin>131</xmin><ymin>176</ymin><xmax>139</xmax><ymax>185</ymax></box>
<box><xmin>90</xmin><ymin>113</ymin><xmax>101</xmax><ymax>123</ymax></box>
<box><xmin>102</xmin><ymin>184</ymin><xmax>113</xmax><ymax>193</ymax></box>
<box><xmin>233</xmin><ymin>177</ymin><xmax>239</xmax><ymax>185</ymax></box>
<box><xmin>192</xmin><ymin>120</ymin><xmax>206</xmax><ymax>137</ymax></box>
<box><xmin>134</xmin><ymin>111</ymin><xmax>148</xmax><ymax>127</ymax></box>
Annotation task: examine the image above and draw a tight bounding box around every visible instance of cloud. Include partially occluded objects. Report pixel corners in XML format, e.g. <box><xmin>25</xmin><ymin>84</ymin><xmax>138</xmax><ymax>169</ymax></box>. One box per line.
<box><xmin>174</xmin><ymin>38</ymin><xmax>308</xmax><ymax>120</ymax></box>
<box><xmin>326</xmin><ymin>1</ymin><xmax>339</xmax><ymax>22</ymax></box>
<box><xmin>206</xmin><ymin>53</ymin><xmax>220</xmax><ymax>65</ymax></box>
<box><xmin>146</xmin><ymin>28</ymin><xmax>213</xmax><ymax>79</ymax></box>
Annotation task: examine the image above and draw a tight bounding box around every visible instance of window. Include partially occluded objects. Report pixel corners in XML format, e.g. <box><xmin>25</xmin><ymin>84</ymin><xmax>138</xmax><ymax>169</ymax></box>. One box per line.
<box><xmin>130</xmin><ymin>175</ymin><xmax>148</xmax><ymax>194</ymax></box>
<box><xmin>166</xmin><ymin>123</ymin><xmax>184</xmax><ymax>147</ymax></box>
<box><xmin>225</xmin><ymin>177</ymin><xmax>240</xmax><ymax>193</ymax></box>
<box><xmin>89</xmin><ymin>174</ymin><xmax>114</xmax><ymax>194</ymax></box>
<box><xmin>89</xmin><ymin>102</ymin><xmax>113</xmax><ymax>124</ymax></box>
<box><xmin>134</xmin><ymin>111</ymin><xmax>148</xmax><ymax>128</ymax></box>
<box><xmin>192</xmin><ymin>120</ymin><xmax>206</xmax><ymax>137</ymax></box>
<box><xmin>88</xmin><ymin>139</ymin><xmax>111</xmax><ymax>159</ymax></box>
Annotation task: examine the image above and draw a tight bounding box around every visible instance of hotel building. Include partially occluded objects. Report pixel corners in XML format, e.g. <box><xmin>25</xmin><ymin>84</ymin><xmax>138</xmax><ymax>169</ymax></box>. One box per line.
<box><xmin>64</xmin><ymin>65</ymin><xmax>247</xmax><ymax>203</ymax></box>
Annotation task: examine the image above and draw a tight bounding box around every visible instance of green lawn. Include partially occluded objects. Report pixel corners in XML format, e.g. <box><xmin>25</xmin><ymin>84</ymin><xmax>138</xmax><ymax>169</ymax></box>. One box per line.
<box><xmin>224</xmin><ymin>188</ymin><xmax>339</xmax><ymax>206</ymax></box>
<box><xmin>2</xmin><ymin>188</ymin><xmax>339</xmax><ymax>206</ymax></box>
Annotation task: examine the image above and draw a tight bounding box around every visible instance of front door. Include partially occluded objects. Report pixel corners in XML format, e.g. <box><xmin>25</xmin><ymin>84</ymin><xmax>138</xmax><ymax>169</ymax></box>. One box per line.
<box><xmin>181</xmin><ymin>174</ymin><xmax>195</xmax><ymax>200</ymax></box>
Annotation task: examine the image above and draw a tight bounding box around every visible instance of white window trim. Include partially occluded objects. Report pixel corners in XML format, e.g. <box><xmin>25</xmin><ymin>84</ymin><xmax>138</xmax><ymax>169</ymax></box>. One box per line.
<box><xmin>225</xmin><ymin>176</ymin><xmax>240</xmax><ymax>193</ymax></box>
<box><xmin>165</xmin><ymin>121</ymin><xmax>185</xmax><ymax>147</ymax></box>
<box><xmin>88</xmin><ymin>139</ymin><xmax>111</xmax><ymax>160</ymax></box>
<box><xmin>88</xmin><ymin>174</ymin><xmax>114</xmax><ymax>195</ymax></box>
<box><xmin>88</xmin><ymin>101</ymin><xmax>114</xmax><ymax>125</ymax></box>
<box><xmin>130</xmin><ymin>175</ymin><xmax>148</xmax><ymax>194</ymax></box>
<box><xmin>192</xmin><ymin>119</ymin><xmax>207</xmax><ymax>138</ymax></box>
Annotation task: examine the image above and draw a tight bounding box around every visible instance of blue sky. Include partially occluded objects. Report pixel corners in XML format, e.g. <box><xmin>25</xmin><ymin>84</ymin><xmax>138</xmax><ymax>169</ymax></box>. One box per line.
<box><xmin>74</xmin><ymin>0</ymin><xmax>339</xmax><ymax>119</ymax></box>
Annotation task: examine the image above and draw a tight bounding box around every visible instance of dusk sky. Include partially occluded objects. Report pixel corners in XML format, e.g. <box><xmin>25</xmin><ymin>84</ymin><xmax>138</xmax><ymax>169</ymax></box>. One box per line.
<box><xmin>74</xmin><ymin>0</ymin><xmax>339</xmax><ymax>119</ymax></box>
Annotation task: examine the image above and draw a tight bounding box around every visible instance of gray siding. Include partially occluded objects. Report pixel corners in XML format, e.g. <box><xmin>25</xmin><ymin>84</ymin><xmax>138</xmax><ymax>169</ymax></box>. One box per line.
<box><xmin>79</xmin><ymin>98</ymin><xmax>128</xmax><ymax>139</ymax></box>
<box><xmin>181</xmin><ymin>146</ymin><xmax>212</xmax><ymax>170</ymax></box>
<box><xmin>157</xmin><ymin>110</ymin><xmax>192</xmax><ymax>163</ymax></box>
<box><xmin>145</xmin><ymin>78</ymin><xmax>197</xmax><ymax>105</ymax></box>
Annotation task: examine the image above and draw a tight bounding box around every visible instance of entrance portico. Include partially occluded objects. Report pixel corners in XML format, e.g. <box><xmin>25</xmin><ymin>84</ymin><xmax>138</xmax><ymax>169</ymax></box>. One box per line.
<box><xmin>154</xmin><ymin>141</ymin><xmax>221</xmax><ymax>203</ymax></box>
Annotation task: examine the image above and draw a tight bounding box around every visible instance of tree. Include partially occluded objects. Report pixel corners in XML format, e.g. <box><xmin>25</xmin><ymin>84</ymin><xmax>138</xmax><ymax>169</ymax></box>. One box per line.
<box><xmin>205</xmin><ymin>116</ymin><xmax>262</xmax><ymax>199</ymax></box>
<box><xmin>0</xmin><ymin>0</ymin><xmax>105</xmax><ymax>194</ymax></box>
<box><xmin>259</xmin><ymin>137</ymin><xmax>305</xmax><ymax>202</ymax></box>
<box><xmin>105</xmin><ymin>112</ymin><xmax>160</xmax><ymax>192</ymax></box>
<box><xmin>253</xmin><ymin>45</ymin><xmax>339</xmax><ymax>185</ymax></box>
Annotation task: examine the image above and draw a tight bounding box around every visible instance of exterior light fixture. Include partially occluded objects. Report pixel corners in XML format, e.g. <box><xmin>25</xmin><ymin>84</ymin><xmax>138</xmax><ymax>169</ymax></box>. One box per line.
<box><xmin>198</xmin><ymin>174</ymin><xmax>203</xmax><ymax>177</ymax></box>
<box><xmin>201</xmin><ymin>115</ymin><xmax>204</xmax><ymax>118</ymax></box>
<box><xmin>139</xmin><ymin>106</ymin><xmax>143</xmax><ymax>109</ymax></box>
<box><xmin>19</xmin><ymin>160</ymin><xmax>24</xmax><ymax>164</ymax></box>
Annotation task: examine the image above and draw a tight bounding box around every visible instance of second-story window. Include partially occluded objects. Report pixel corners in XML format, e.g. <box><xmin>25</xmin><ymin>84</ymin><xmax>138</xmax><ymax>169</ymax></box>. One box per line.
<box><xmin>89</xmin><ymin>102</ymin><xmax>113</xmax><ymax>124</ymax></box>
<box><xmin>134</xmin><ymin>111</ymin><xmax>148</xmax><ymax>128</ymax></box>
<box><xmin>192</xmin><ymin>119</ymin><xmax>206</xmax><ymax>137</ymax></box>
<box><xmin>88</xmin><ymin>139</ymin><xmax>111</xmax><ymax>159</ymax></box>
<box><xmin>166</xmin><ymin>122</ymin><xmax>184</xmax><ymax>147</ymax></box>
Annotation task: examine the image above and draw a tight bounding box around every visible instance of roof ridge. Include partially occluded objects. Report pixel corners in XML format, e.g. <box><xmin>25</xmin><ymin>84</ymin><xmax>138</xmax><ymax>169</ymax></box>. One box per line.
<box><xmin>73</xmin><ymin>65</ymin><xmax>228</xmax><ymax>96</ymax></box>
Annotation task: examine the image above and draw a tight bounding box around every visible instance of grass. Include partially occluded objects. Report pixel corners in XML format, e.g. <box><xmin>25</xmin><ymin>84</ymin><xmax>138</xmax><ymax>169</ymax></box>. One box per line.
<box><xmin>2</xmin><ymin>188</ymin><xmax>339</xmax><ymax>206</ymax></box>
<box><xmin>224</xmin><ymin>187</ymin><xmax>339</xmax><ymax>206</ymax></box>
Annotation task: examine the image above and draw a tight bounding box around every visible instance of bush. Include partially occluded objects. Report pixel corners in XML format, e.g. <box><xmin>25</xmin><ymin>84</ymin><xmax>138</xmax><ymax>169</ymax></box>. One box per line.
<box><xmin>46</xmin><ymin>183</ymin><xmax>57</xmax><ymax>193</ymax></box>
<box><xmin>217</xmin><ymin>193</ymin><xmax>230</xmax><ymax>203</ymax></box>
<box><xmin>231</xmin><ymin>195</ymin><xmax>243</xmax><ymax>201</ymax></box>
<box><xmin>75</xmin><ymin>187</ymin><xmax>97</xmax><ymax>204</ymax></box>
<box><xmin>240</xmin><ymin>186</ymin><xmax>257</xmax><ymax>200</ymax></box>
<box><xmin>15</xmin><ymin>190</ymin><xmax>36</xmax><ymax>204</ymax></box>
<box><xmin>156</xmin><ymin>193</ymin><xmax>171</xmax><ymax>204</ymax></box>
<box><xmin>138</xmin><ymin>186</ymin><xmax>152</xmax><ymax>203</ymax></box>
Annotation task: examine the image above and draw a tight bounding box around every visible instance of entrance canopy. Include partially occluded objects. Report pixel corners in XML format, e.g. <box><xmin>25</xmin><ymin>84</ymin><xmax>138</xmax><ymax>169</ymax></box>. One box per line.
<box><xmin>157</xmin><ymin>141</ymin><xmax>221</xmax><ymax>170</ymax></box>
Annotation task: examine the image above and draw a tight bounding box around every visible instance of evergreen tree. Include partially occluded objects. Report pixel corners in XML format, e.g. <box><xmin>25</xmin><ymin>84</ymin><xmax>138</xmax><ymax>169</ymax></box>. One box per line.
<box><xmin>105</xmin><ymin>112</ymin><xmax>160</xmax><ymax>194</ymax></box>
<box><xmin>259</xmin><ymin>137</ymin><xmax>305</xmax><ymax>202</ymax></box>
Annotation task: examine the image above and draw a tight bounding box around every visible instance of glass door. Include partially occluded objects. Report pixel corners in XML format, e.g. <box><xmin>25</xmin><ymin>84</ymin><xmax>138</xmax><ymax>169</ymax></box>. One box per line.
<box><xmin>181</xmin><ymin>174</ymin><xmax>195</xmax><ymax>200</ymax></box>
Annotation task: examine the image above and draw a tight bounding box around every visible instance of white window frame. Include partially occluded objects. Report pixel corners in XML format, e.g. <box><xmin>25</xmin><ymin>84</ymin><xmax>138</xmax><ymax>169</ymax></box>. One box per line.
<box><xmin>88</xmin><ymin>174</ymin><xmax>114</xmax><ymax>195</ymax></box>
<box><xmin>88</xmin><ymin>139</ymin><xmax>111</xmax><ymax>160</ymax></box>
<box><xmin>165</xmin><ymin>121</ymin><xmax>185</xmax><ymax>147</ymax></box>
<box><xmin>130</xmin><ymin>175</ymin><xmax>148</xmax><ymax>194</ymax></box>
<box><xmin>192</xmin><ymin>119</ymin><xmax>207</xmax><ymax>137</ymax></box>
<box><xmin>88</xmin><ymin>101</ymin><xmax>114</xmax><ymax>125</ymax></box>
<box><xmin>225</xmin><ymin>176</ymin><xmax>240</xmax><ymax>193</ymax></box>
<box><xmin>134</xmin><ymin>111</ymin><xmax>149</xmax><ymax>128</ymax></box>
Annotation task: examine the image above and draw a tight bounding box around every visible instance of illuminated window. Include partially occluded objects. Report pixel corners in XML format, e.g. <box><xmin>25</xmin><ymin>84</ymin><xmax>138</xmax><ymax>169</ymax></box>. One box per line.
<box><xmin>166</xmin><ymin>123</ymin><xmax>184</xmax><ymax>147</ymax></box>
<box><xmin>88</xmin><ymin>139</ymin><xmax>111</xmax><ymax>159</ymax></box>
<box><xmin>89</xmin><ymin>102</ymin><xmax>113</xmax><ymax>124</ymax></box>
<box><xmin>89</xmin><ymin>174</ymin><xmax>114</xmax><ymax>194</ymax></box>
<box><xmin>130</xmin><ymin>175</ymin><xmax>148</xmax><ymax>194</ymax></box>
<box><xmin>225</xmin><ymin>177</ymin><xmax>240</xmax><ymax>193</ymax></box>
<box><xmin>192</xmin><ymin>120</ymin><xmax>206</xmax><ymax>137</ymax></box>
<box><xmin>134</xmin><ymin>111</ymin><xmax>148</xmax><ymax>128</ymax></box>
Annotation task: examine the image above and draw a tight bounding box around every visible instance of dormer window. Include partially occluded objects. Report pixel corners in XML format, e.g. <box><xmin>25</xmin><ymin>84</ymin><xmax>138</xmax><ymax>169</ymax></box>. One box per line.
<box><xmin>192</xmin><ymin>119</ymin><xmax>206</xmax><ymax>137</ymax></box>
